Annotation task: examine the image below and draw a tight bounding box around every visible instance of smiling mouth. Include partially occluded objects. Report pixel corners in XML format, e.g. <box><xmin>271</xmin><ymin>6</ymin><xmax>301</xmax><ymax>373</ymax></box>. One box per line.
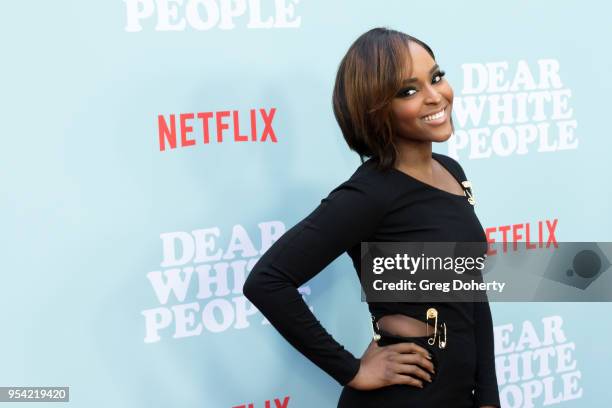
<box><xmin>421</xmin><ymin>106</ymin><xmax>447</xmax><ymax>120</ymax></box>
<box><xmin>420</xmin><ymin>106</ymin><xmax>450</xmax><ymax>126</ymax></box>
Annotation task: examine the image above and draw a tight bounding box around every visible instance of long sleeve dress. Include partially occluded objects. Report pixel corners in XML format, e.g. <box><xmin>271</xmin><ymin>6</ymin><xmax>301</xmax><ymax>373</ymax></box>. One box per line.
<box><xmin>242</xmin><ymin>152</ymin><xmax>501</xmax><ymax>408</ymax></box>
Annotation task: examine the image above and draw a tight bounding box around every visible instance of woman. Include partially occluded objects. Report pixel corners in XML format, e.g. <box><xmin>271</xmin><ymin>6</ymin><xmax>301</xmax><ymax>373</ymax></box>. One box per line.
<box><xmin>243</xmin><ymin>27</ymin><xmax>501</xmax><ymax>408</ymax></box>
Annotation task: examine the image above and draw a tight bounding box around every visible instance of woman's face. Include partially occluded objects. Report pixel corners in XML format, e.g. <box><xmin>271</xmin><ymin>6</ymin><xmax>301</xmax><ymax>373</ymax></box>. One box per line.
<box><xmin>390</xmin><ymin>41</ymin><xmax>454</xmax><ymax>144</ymax></box>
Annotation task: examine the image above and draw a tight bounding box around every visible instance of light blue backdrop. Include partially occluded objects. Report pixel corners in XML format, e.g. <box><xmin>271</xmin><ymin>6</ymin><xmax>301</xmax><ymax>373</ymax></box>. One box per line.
<box><xmin>2</xmin><ymin>1</ymin><xmax>611</xmax><ymax>407</ymax></box>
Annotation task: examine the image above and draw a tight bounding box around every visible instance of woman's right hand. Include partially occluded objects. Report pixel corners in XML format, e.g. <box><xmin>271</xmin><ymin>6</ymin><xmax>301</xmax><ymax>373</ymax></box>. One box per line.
<box><xmin>346</xmin><ymin>339</ymin><xmax>435</xmax><ymax>391</ymax></box>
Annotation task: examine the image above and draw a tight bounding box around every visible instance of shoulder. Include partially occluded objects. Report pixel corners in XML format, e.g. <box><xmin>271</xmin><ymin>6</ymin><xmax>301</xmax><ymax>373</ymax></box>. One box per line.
<box><xmin>326</xmin><ymin>158</ymin><xmax>396</xmax><ymax>210</ymax></box>
<box><xmin>433</xmin><ymin>152</ymin><xmax>468</xmax><ymax>181</ymax></box>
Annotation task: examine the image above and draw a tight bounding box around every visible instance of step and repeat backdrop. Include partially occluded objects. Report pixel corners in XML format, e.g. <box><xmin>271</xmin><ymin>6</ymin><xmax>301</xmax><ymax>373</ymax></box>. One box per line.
<box><xmin>2</xmin><ymin>1</ymin><xmax>611</xmax><ymax>407</ymax></box>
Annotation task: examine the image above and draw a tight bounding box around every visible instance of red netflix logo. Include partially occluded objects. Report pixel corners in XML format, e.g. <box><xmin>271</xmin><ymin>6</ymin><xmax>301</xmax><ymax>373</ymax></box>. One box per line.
<box><xmin>485</xmin><ymin>218</ymin><xmax>559</xmax><ymax>255</ymax></box>
<box><xmin>158</xmin><ymin>108</ymin><xmax>278</xmax><ymax>151</ymax></box>
<box><xmin>233</xmin><ymin>396</ymin><xmax>290</xmax><ymax>408</ymax></box>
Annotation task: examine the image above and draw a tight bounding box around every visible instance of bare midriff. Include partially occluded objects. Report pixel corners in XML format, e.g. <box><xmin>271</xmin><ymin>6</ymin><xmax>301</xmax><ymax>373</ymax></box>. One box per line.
<box><xmin>377</xmin><ymin>314</ymin><xmax>436</xmax><ymax>337</ymax></box>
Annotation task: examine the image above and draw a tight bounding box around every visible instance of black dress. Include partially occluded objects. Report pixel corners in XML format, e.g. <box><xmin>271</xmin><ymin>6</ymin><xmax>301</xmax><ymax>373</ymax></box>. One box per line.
<box><xmin>243</xmin><ymin>152</ymin><xmax>501</xmax><ymax>408</ymax></box>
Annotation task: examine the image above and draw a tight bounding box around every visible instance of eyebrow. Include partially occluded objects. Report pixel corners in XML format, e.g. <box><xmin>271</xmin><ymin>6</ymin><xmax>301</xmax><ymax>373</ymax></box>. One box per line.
<box><xmin>401</xmin><ymin>63</ymin><xmax>440</xmax><ymax>85</ymax></box>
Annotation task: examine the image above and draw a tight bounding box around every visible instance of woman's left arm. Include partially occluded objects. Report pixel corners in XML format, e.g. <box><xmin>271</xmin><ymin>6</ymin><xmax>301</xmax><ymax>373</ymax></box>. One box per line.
<box><xmin>473</xmin><ymin>299</ymin><xmax>501</xmax><ymax>408</ymax></box>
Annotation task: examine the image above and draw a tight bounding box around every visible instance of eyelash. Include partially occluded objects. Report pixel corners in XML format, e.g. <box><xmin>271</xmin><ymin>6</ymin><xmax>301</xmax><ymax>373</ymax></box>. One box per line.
<box><xmin>397</xmin><ymin>70</ymin><xmax>446</xmax><ymax>98</ymax></box>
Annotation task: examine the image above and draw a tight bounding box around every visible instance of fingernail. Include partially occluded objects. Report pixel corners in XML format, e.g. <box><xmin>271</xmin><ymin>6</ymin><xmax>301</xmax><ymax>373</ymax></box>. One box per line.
<box><xmin>426</xmin><ymin>354</ymin><xmax>432</xmax><ymax>359</ymax></box>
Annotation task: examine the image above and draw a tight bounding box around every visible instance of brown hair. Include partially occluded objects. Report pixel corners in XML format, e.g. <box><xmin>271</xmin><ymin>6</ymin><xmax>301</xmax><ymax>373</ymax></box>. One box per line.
<box><xmin>332</xmin><ymin>27</ymin><xmax>438</xmax><ymax>171</ymax></box>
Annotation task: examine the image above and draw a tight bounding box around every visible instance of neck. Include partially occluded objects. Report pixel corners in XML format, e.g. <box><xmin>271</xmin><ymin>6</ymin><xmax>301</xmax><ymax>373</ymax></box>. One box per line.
<box><xmin>393</xmin><ymin>140</ymin><xmax>434</xmax><ymax>172</ymax></box>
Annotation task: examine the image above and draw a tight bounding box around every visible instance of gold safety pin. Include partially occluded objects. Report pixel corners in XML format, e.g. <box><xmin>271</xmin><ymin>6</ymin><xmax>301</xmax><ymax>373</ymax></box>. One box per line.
<box><xmin>462</xmin><ymin>180</ymin><xmax>476</xmax><ymax>205</ymax></box>
<box><xmin>438</xmin><ymin>322</ymin><xmax>447</xmax><ymax>349</ymax></box>
<box><xmin>371</xmin><ymin>315</ymin><xmax>381</xmax><ymax>341</ymax></box>
<box><xmin>426</xmin><ymin>308</ymin><xmax>438</xmax><ymax>346</ymax></box>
